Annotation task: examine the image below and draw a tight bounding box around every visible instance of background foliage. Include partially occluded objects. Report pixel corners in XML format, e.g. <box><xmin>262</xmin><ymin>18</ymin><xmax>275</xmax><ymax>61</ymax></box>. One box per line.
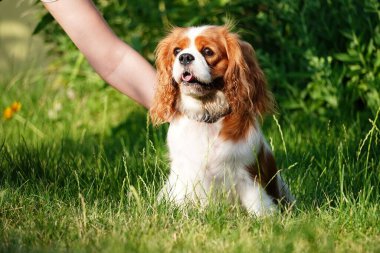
<box><xmin>35</xmin><ymin>0</ymin><xmax>380</xmax><ymax>117</ymax></box>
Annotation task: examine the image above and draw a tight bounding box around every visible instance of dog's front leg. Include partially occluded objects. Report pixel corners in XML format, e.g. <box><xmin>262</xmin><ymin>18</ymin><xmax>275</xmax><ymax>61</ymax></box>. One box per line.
<box><xmin>158</xmin><ymin>162</ymin><xmax>209</xmax><ymax>206</ymax></box>
<box><xmin>236</xmin><ymin>177</ymin><xmax>277</xmax><ymax>217</ymax></box>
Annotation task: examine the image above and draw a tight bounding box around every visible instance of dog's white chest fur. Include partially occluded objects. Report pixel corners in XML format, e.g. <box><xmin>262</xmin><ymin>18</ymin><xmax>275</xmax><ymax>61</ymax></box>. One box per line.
<box><xmin>167</xmin><ymin>117</ymin><xmax>260</xmax><ymax>175</ymax></box>
<box><xmin>161</xmin><ymin>116</ymin><xmax>276</xmax><ymax>215</ymax></box>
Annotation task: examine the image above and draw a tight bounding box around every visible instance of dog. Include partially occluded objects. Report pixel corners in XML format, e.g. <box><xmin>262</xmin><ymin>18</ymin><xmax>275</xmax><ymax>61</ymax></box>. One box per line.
<box><xmin>150</xmin><ymin>25</ymin><xmax>294</xmax><ymax>216</ymax></box>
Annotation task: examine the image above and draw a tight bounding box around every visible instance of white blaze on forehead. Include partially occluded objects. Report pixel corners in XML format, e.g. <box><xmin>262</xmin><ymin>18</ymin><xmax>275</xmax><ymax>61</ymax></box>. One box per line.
<box><xmin>172</xmin><ymin>26</ymin><xmax>212</xmax><ymax>84</ymax></box>
<box><xmin>186</xmin><ymin>26</ymin><xmax>211</xmax><ymax>46</ymax></box>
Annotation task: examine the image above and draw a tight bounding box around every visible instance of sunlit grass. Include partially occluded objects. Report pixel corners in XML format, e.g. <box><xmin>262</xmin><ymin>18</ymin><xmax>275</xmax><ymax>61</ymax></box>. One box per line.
<box><xmin>0</xmin><ymin>70</ymin><xmax>379</xmax><ymax>253</ymax></box>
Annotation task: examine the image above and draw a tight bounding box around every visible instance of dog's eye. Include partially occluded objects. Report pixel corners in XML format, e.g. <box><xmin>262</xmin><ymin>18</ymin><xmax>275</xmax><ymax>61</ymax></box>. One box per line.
<box><xmin>202</xmin><ymin>47</ymin><xmax>214</xmax><ymax>57</ymax></box>
<box><xmin>173</xmin><ymin>47</ymin><xmax>182</xmax><ymax>56</ymax></box>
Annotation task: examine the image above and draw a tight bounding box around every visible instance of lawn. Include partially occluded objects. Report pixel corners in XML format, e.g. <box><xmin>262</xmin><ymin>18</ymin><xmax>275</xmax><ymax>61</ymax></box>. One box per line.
<box><xmin>0</xmin><ymin>67</ymin><xmax>379</xmax><ymax>253</ymax></box>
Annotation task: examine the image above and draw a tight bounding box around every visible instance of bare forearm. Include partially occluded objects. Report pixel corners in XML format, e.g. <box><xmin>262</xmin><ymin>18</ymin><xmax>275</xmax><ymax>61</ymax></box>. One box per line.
<box><xmin>43</xmin><ymin>0</ymin><xmax>155</xmax><ymax>108</ymax></box>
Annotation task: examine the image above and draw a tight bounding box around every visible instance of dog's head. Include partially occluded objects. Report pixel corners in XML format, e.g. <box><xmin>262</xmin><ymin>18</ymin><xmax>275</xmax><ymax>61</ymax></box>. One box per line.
<box><xmin>150</xmin><ymin>25</ymin><xmax>273</xmax><ymax>124</ymax></box>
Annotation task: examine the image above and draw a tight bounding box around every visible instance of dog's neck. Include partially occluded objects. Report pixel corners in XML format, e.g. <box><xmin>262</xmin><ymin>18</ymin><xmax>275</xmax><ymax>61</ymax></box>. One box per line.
<box><xmin>176</xmin><ymin>90</ymin><xmax>231</xmax><ymax>123</ymax></box>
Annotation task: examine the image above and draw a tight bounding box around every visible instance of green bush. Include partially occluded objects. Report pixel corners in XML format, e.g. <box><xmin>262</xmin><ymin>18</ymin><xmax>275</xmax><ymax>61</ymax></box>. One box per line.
<box><xmin>35</xmin><ymin>0</ymin><xmax>380</xmax><ymax>117</ymax></box>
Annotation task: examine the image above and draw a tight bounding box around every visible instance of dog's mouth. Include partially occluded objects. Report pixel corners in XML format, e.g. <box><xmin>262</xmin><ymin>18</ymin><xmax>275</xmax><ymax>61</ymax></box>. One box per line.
<box><xmin>180</xmin><ymin>71</ymin><xmax>223</xmax><ymax>92</ymax></box>
<box><xmin>181</xmin><ymin>71</ymin><xmax>196</xmax><ymax>83</ymax></box>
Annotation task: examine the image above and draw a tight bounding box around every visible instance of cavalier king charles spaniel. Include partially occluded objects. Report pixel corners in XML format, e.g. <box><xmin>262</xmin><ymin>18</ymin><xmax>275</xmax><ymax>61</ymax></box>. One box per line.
<box><xmin>150</xmin><ymin>25</ymin><xmax>294</xmax><ymax>216</ymax></box>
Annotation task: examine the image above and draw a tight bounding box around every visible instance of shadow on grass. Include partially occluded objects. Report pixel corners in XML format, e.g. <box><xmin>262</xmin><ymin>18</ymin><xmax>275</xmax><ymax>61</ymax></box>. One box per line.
<box><xmin>0</xmin><ymin>109</ymin><xmax>169</xmax><ymax>201</ymax></box>
<box><xmin>1</xmin><ymin>111</ymin><xmax>379</xmax><ymax>208</ymax></box>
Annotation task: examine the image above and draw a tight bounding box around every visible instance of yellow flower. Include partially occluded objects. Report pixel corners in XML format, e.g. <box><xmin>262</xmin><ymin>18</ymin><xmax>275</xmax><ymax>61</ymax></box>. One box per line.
<box><xmin>11</xmin><ymin>101</ymin><xmax>21</xmax><ymax>112</ymax></box>
<box><xmin>3</xmin><ymin>107</ymin><xmax>13</xmax><ymax>120</ymax></box>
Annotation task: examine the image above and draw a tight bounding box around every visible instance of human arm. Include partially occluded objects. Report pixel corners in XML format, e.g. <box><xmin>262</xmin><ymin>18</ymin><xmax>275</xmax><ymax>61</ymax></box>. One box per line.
<box><xmin>42</xmin><ymin>0</ymin><xmax>155</xmax><ymax>108</ymax></box>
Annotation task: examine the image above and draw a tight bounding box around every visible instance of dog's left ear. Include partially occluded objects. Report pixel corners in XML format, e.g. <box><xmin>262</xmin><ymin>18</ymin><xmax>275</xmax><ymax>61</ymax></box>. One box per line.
<box><xmin>239</xmin><ymin>40</ymin><xmax>274</xmax><ymax>115</ymax></box>
<box><xmin>223</xmin><ymin>29</ymin><xmax>274</xmax><ymax>116</ymax></box>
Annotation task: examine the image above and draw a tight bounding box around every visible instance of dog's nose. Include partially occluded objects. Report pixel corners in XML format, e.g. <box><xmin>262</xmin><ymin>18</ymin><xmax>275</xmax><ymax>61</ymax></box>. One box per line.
<box><xmin>179</xmin><ymin>53</ymin><xmax>195</xmax><ymax>65</ymax></box>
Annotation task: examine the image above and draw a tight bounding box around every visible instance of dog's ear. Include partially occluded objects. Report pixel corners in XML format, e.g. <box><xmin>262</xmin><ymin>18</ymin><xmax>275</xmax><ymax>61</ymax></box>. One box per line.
<box><xmin>239</xmin><ymin>40</ymin><xmax>274</xmax><ymax>115</ymax></box>
<box><xmin>149</xmin><ymin>31</ymin><xmax>180</xmax><ymax>125</ymax></box>
<box><xmin>223</xmin><ymin>29</ymin><xmax>274</xmax><ymax>117</ymax></box>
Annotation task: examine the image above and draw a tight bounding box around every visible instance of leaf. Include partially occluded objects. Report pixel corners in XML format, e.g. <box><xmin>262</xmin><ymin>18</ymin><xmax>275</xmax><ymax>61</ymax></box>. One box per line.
<box><xmin>348</xmin><ymin>64</ymin><xmax>362</xmax><ymax>72</ymax></box>
<box><xmin>32</xmin><ymin>13</ymin><xmax>54</xmax><ymax>35</ymax></box>
<box><xmin>334</xmin><ymin>53</ymin><xmax>358</xmax><ymax>63</ymax></box>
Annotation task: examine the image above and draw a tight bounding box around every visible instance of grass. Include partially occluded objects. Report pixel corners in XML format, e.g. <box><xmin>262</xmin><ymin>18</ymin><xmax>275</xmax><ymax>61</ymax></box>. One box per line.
<box><xmin>0</xmin><ymin>67</ymin><xmax>379</xmax><ymax>253</ymax></box>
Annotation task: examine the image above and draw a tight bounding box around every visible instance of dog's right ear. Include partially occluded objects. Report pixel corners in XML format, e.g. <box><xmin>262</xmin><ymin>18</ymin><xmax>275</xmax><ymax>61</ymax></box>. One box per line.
<box><xmin>150</xmin><ymin>30</ymin><xmax>181</xmax><ymax>125</ymax></box>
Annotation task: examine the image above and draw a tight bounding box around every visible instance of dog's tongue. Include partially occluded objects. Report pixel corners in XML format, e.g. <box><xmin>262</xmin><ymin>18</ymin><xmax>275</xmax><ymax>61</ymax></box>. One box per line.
<box><xmin>182</xmin><ymin>72</ymin><xmax>194</xmax><ymax>82</ymax></box>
